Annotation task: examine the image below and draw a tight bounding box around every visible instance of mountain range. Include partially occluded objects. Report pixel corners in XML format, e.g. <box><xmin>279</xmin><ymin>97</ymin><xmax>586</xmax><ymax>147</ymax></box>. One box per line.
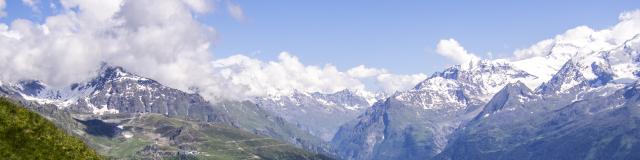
<box><xmin>330</xmin><ymin>34</ymin><xmax>640</xmax><ymax>160</ymax></box>
<box><xmin>0</xmin><ymin>65</ymin><xmax>334</xmax><ymax>159</ymax></box>
<box><xmin>2</xmin><ymin>34</ymin><xmax>640</xmax><ymax>159</ymax></box>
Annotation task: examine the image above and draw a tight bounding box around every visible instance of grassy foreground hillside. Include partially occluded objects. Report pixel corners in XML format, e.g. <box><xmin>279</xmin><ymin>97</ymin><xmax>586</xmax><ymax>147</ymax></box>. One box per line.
<box><xmin>0</xmin><ymin>98</ymin><xmax>102</xmax><ymax>159</ymax></box>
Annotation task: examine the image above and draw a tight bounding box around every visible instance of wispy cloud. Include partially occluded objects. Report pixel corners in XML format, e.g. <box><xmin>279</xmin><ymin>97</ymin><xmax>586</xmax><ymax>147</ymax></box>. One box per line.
<box><xmin>226</xmin><ymin>1</ymin><xmax>245</xmax><ymax>22</ymax></box>
<box><xmin>21</xmin><ymin>0</ymin><xmax>39</xmax><ymax>12</ymax></box>
<box><xmin>0</xmin><ymin>0</ymin><xmax>6</xmax><ymax>17</ymax></box>
<box><xmin>182</xmin><ymin>0</ymin><xmax>214</xmax><ymax>14</ymax></box>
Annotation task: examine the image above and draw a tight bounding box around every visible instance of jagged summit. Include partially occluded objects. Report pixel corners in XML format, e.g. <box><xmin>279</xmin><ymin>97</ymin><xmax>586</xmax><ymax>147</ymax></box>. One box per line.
<box><xmin>536</xmin><ymin>60</ymin><xmax>590</xmax><ymax>94</ymax></box>
<box><xmin>475</xmin><ymin>81</ymin><xmax>536</xmax><ymax>120</ymax></box>
<box><xmin>89</xmin><ymin>65</ymin><xmax>155</xmax><ymax>85</ymax></box>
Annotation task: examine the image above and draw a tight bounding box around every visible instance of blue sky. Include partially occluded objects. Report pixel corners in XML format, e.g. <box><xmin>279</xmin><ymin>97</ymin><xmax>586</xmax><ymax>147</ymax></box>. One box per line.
<box><xmin>3</xmin><ymin>0</ymin><xmax>640</xmax><ymax>75</ymax></box>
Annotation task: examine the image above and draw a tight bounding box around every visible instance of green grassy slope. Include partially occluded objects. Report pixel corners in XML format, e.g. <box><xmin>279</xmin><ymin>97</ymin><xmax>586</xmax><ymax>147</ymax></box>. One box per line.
<box><xmin>0</xmin><ymin>98</ymin><xmax>102</xmax><ymax>160</ymax></box>
<box><xmin>83</xmin><ymin>113</ymin><xmax>332</xmax><ymax>160</ymax></box>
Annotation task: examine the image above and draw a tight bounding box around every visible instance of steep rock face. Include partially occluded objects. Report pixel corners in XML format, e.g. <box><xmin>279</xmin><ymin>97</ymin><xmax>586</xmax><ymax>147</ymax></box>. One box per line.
<box><xmin>473</xmin><ymin>81</ymin><xmax>537</xmax><ymax>121</ymax></box>
<box><xmin>331</xmin><ymin>60</ymin><xmax>538</xmax><ymax>160</ymax></box>
<box><xmin>255</xmin><ymin>89</ymin><xmax>377</xmax><ymax>141</ymax></box>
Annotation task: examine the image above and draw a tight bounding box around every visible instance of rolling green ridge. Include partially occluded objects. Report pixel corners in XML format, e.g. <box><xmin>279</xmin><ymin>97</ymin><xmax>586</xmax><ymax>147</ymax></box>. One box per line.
<box><xmin>78</xmin><ymin>113</ymin><xmax>333</xmax><ymax>160</ymax></box>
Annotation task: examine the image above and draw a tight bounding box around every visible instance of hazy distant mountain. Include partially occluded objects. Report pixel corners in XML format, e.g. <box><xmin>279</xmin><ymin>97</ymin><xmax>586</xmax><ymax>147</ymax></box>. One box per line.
<box><xmin>255</xmin><ymin>89</ymin><xmax>384</xmax><ymax>141</ymax></box>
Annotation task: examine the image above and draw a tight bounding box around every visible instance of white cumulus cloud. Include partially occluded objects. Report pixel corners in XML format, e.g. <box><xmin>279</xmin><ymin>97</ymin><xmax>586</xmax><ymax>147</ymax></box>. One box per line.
<box><xmin>375</xmin><ymin>73</ymin><xmax>427</xmax><ymax>93</ymax></box>
<box><xmin>347</xmin><ymin>65</ymin><xmax>387</xmax><ymax>78</ymax></box>
<box><xmin>212</xmin><ymin>53</ymin><xmax>426</xmax><ymax>97</ymax></box>
<box><xmin>0</xmin><ymin>0</ymin><xmax>426</xmax><ymax>101</ymax></box>
<box><xmin>212</xmin><ymin>52</ymin><xmax>365</xmax><ymax>96</ymax></box>
<box><xmin>513</xmin><ymin>10</ymin><xmax>640</xmax><ymax>60</ymax></box>
<box><xmin>0</xmin><ymin>0</ymin><xmax>221</xmax><ymax>99</ymax></box>
<box><xmin>435</xmin><ymin>38</ymin><xmax>480</xmax><ymax>64</ymax></box>
<box><xmin>346</xmin><ymin>65</ymin><xmax>426</xmax><ymax>93</ymax></box>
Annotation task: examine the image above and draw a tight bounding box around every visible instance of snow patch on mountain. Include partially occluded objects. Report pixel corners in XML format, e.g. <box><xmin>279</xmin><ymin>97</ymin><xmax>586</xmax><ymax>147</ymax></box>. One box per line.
<box><xmin>84</xmin><ymin>97</ymin><xmax>119</xmax><ymax>115</ymax></box>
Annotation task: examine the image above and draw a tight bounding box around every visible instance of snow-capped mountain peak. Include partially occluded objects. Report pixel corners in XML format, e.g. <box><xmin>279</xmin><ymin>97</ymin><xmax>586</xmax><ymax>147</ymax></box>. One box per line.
<box><xmin>415</xmin><ymin>59</ymin><xmax>539</xmax><ymax>93</ymax></box>
<box><xmin>395</xmin><ymin>59</ymin><xmax>539</xmax><ymax>110</ymax></box>
<box><xmin>88</xmin><ymin>66</ymin><xmax>155</xmax><ymax>87</ymax></box>
<box><xmin>5</xmin><ymin>65</ymin><xmax>169</xmax><ymax>114</ymax></box>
